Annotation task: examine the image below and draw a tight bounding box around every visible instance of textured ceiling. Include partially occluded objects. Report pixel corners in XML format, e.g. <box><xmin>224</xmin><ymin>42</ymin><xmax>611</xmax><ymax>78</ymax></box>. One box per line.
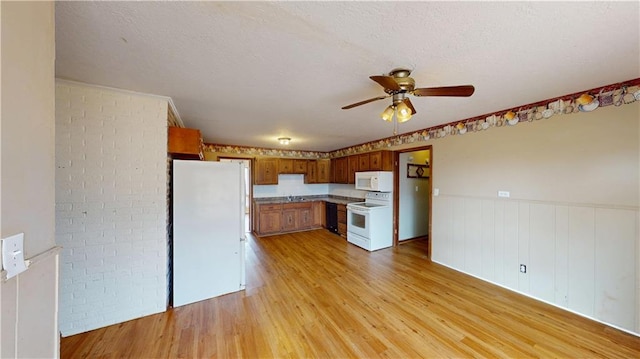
<box><xmin>55</xmin><ymin>2</ymin><xmax>640</xmax><ymax>152</ymax></box>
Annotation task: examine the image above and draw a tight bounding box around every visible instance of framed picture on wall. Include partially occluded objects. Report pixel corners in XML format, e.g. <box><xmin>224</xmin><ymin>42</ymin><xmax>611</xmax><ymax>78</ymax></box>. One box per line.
<box><xmin>407</xmin><ymin>164</ymin><xmax>429</xmax><ymax>179</ymax></box>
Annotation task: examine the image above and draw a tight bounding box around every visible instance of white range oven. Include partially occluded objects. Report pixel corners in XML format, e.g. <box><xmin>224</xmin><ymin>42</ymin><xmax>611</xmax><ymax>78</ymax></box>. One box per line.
<box><xmin>346</xmin><ymin>191</ymin><xmax>393</xmax><ymax>251</ymax></box>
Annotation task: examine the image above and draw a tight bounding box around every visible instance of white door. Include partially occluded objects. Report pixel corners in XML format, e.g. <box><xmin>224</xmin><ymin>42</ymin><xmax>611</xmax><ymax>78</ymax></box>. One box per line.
<box><xmin>173</xmin><ymin>160</ymin><xmax>245</xmax><ymax>307</ymax></box>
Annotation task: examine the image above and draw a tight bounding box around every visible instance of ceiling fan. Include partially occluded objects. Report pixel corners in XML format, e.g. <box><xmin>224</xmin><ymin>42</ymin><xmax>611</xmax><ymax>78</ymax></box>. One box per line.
<box><xmin>342</xmin><ymin>68</ymin><xmax>475</xmax><ymax>131</ymax></box>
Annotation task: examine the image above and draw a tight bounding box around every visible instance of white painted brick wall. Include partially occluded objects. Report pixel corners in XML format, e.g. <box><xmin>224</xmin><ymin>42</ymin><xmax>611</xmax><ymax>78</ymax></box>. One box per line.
<box><xmin>55</xmin><ymin>80</ymin><xmax>168</xmax><ymax>336</ymax></box>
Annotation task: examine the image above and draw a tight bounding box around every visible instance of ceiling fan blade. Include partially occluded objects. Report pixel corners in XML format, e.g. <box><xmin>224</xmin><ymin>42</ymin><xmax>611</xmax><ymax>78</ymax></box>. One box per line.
<box><xmin>403</xmin><ymin>98</ymin><xmax>416</xmax><ymax>115</ymax></box>
<box><xmin>341</xmin><ymin>95</ymin><xmax>389</xmax><ymax>110</ymax></box>
<box><xmin>413</xmin><ymin>85</ymin><xmax>475</xmax><ymax>97</ymax></box>
<box><xmin>370</xmin><ymin>75</ymin><xmax>401</xmax><ymax>91</ymax></box>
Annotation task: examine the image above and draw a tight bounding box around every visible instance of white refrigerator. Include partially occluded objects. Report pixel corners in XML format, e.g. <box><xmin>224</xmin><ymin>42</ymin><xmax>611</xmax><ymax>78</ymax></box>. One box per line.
<box><xmin>172</xmin><ymin>160</ymin><xmax>246</xmax><ymax>308</ymax></box>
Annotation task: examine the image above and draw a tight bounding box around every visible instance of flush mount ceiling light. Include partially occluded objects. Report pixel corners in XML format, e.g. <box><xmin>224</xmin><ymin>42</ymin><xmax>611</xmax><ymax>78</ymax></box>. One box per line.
<box><xmin>278</xmin><ymin>137</ymin><xmax>291</xmax><ymax>145</ymax></box>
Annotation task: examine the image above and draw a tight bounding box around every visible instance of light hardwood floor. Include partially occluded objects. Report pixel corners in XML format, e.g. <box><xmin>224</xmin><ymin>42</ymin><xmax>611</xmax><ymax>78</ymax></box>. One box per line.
<box><xmin>61</xmin><ymin>229</ymin><xmax>640</xmax><ymax>358</ymax></box>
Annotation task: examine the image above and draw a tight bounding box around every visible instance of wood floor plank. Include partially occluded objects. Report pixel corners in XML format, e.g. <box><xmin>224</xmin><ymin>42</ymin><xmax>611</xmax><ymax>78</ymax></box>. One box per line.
<box><xmin>61</xmin><ymin>229</ymin><xmax>640</xmax><ymax>358</ymax></box>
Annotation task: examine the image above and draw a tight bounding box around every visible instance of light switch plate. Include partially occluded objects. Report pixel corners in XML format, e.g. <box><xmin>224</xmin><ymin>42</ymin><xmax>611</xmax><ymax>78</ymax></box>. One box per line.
<box><xmin>498</xmin><ymin>190</ymin><xmax>510</xmax><ymax>198</ymax></box>
<box><xmin>433</xmin><ymin>188</ymin><xmax>440</xmax><ymax>196</ymax></box>
<box><xmin>2</xmin><ymin>233</ymin><xmax>27</xmax><ymax>279</ymax></box>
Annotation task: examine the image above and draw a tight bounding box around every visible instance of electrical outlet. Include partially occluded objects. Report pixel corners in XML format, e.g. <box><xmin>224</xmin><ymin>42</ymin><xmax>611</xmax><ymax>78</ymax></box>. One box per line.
<box><xmin>498</xmin><ymin>190</ymin><xmax>510</xmax><ymax>198</ymax></box>
<box><xmin>519</xmin><ymin>264</ymin><xmax>527</xmax><ymax>273</ymax></box>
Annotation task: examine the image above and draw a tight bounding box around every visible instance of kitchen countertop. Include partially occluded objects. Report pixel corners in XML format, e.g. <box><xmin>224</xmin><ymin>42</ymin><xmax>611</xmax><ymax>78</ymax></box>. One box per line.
<box><xmin>254</xmin><ymin>195</ymin><xmax>362</xmax><ymax>206</ymax></box>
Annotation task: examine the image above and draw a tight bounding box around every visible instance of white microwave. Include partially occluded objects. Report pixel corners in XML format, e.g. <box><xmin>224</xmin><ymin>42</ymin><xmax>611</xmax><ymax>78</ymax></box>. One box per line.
<box><xmin>355</xmin><ymin>171</ymin><xmax>393</xmax><ymax>192</ymax></box>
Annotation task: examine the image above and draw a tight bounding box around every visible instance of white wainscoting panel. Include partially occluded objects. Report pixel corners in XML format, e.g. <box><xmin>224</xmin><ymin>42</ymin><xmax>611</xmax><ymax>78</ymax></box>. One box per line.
<box><xmin>567</xmin><ymin>206</ymin><xmax>596</xmax><ymax>317</ymax></box>
<box><xmin>529</xmin><ymin>203</ymin><xmax>556</xmax><ymax>304</ymax></box>
<box><xmin>481</xmin><ymin>200</ymin><xmax>496</xmax><ymax>282</ymax></box>
<box><xmin>594</xmin><ymin>208</ymin><xmax>636</xmax><ymax>331</ymax></box>
<box><xmin>432</xmin><ymin>195</ymin><xmax>639</xmax><ymax>334</ymax></box>
<box><xmin>554</xmin><ymin>206</ymin><xmax>569</xmax><ymax>307</ymax></box>
<box><xmin>464</xmin><ymin>198</ymin><xmax>483</xmax><ymax>277</ymax></box>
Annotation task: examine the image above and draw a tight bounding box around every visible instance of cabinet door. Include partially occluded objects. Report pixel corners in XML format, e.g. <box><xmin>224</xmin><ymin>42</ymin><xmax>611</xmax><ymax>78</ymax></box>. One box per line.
<box><xmin>369</xmin><ymin>151</ymin><xmax>382</xmax><ymax>170</ymax></box>
<box><xmin>334</xmin><ymin>157</ymin><xmax>348</xmax><ymax>183</ymax></box>
<box><xmin>282</xmin><ymin>208</ymin><xmax>298</xmax><ymax>232</ymax></box>
<box><xmin>312</xmin><ymin>201</ymin><xmax>324</xmax><ymax>227</ymax></box>
<box><xmin>348</xmin><ymin>156</ymin><xmax>358</xmax><ymax>184</ymax></box>
<box><xmin>168</xmin><ymin>127</ymin><xmax>203</xmax><ymax>160</ymax></box>
<box><xmin>305</xmin><ymin>160</ymin><xmax>317</xmax><ymax>183</ymax></box>
<box><xmin>317</xmin><ymin>159</ymin><xmax>331</xmax><ymax>183</ymax></box>
<box><xmin>330</xmin><ymin>159</ymin><xmax>336</xmax><ymax>183</ymax></box>
<box><xmin>369</xmin><ymin>151</ymin><xmax>394</xmax><ymax>171</ymax></box>
<box><xmin>293</xmin><ymin>160</ymin><xmax>307</xmax><ymax>174</ymax></box>
<box><xmin>255</xmin><ymin>159</ymin><xmax>278</xmax><ymax>185</ymax></box>
<box><xmin>298</xmin><ymin>207</ymin><xmax>312</xmax><ymax>229</ymax></box>
<box><xmin>259</xmin><ymin>211</ymin><xmax>282</xmax><ymax>234</ymax></box>
<box><xmin>358</xmin><ymin>153</ymin><xmax>370</xmax><ymax>171</ymax></box>
<box><xmin>278</xmin><ymin>159</ymin><xmax>293</xmax><ymax>174</ymax></box>
<box><xmin>337</xmin><ymin>204</ymin><xmax>347</xmax><ymax>237</ymax></box>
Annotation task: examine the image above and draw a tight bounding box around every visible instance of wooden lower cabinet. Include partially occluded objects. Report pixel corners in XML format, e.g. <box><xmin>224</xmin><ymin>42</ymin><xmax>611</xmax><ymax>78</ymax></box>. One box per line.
<box><xmin>298</xmin><ymin>206</ymin><xmax>312</xmax><ymax>229</ymax></box>
<box><xmin>337</xmin><ymin>204</ymin><xmax>347</xmax><ymax>237</ymax></box>
<box><xmin>255</xmin><ymin>201</ymin><xmax>324</xmax><ymax>236</ymax></box>
<box><xmin>257</xmin><ymin>204</ymin><xmax>283</xmax><ymax>235</ymax></box>
<box><xmin>312</xmin><ymin>201</ymin><xmax>325</xmax><ymax>227</ymax></box>
<box><xmin>281</xmin><ymin>207</ymin><xmax>298</xmax><ymax>232</ymax></box>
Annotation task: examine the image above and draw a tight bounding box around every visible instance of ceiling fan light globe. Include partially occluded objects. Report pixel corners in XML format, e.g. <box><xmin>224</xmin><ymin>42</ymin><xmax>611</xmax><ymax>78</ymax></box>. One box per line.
<box><xmin>396</xmin><ymin>101</ymin><xmax>413</xmax><ymax>122</ymax></box>
<box><xmin>381</xmin><ymin>106</ymin><xmax>395</xmax><ymax>122</ymax></box>
<box><xmin>397</xmin><ymin>113</ymin><xmax>412</xmax><ymax>123</ymax></box>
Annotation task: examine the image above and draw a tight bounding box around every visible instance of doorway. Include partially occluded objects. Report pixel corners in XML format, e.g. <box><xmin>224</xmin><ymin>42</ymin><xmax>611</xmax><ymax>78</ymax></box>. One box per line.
<box><xmin>394</xmin><ymin>146</ymin><xmax>432</xmax><ymax>257</ymax></box>
<box><xmin>219</xmin><ymin>157</ymin><xmax>252</xmax><ymax>233</ymax></box>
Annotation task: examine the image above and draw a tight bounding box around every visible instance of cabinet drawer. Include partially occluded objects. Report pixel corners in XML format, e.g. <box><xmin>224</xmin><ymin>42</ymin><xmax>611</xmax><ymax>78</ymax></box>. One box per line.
<box><xmin>337</xmin><ymin>210</ymin><xmax>346</xmax><ymax>223</ymax></box>
<box><xmin>283</xmin><ymin>202</ymin><xmax>312</xmax><ymax>210</ymax></box>
<box><xmin>259</xmin><ymin>204</ymin><xmax>282</xmax><ymax>211</ymax></box>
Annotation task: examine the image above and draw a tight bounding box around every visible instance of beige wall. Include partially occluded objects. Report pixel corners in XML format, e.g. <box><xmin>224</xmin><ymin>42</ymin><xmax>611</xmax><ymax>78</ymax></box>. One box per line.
<box><xmin>1</xmin><ymin>2</ymin><xmax>59</xmax><ymax>358</ymax></box>
<box><xmin>432</xmin><ymin>104</ymin><xmax>638</xmax><ymax>207</ymax></box>
<box><xmin>427</xmin><ymin>103</ymin><xmax>639</xmax><ymax>334</ymax></box>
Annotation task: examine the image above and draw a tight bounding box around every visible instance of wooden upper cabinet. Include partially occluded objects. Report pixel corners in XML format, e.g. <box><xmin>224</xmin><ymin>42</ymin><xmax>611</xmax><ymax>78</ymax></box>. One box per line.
<box><xmin>369</xmin><ymin>150</ymin><xmax>394</xmax><ymax>171</ymax></box>
<box><xmin>278</xmin><ymin>159</ymin><xmax>293</xmax><ymax>174</ymax></box>
<box><xmin>255</xmin><ymin>158</ymin><xmax>279</xmax><ymax>185</ymax></box>
<box><xmin>316</xmin><ymin>159</ymin><xmax>331</xmax><ymax>183</ymax></box>
<box><xmin>168</xmin><ymin>127</ymin><xmax>203</xmax><ymax>160</ymax></box>
<box><xmin>358</xmin><ymin>153</ymin><xmax>370</xmax><ymax>171</ymax></box>
<box><xmin>347</xmin><ymin>155</ymin><xmax>358</xmax><ymax>184</ymax></box>
<box><xmin>305</xmin><ymin>160</ymin><xmax>317</xmax><ymax>183</ymax></box>
<box><xmin>331</xmin><ymin>158</ymin><xmax>339</xmax><ymax>183</ymax></box>
<box><xmin>293</xmin><ymin>160</ymin><xmax>307</xmax><ymax>174</ymax></box>
<box><xmin>334</xmin><ymin>157</ymin><xmax>348</xmax><ymax>184</ymax></box>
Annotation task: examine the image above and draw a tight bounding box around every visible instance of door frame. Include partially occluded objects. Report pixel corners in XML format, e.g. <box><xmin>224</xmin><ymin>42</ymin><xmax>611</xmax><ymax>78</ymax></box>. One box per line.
<box><xmin>393</xmin><ymin>145</ymin><xmax>433</xmax><ymax>257</ymax></box>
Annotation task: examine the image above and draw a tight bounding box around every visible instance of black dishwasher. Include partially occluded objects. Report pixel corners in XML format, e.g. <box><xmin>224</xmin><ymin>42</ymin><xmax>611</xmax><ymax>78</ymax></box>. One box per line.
<box><xmin>325</xmin><ymin>202</ymin><xmax>339</xmax><ymax>234</ymax></box>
